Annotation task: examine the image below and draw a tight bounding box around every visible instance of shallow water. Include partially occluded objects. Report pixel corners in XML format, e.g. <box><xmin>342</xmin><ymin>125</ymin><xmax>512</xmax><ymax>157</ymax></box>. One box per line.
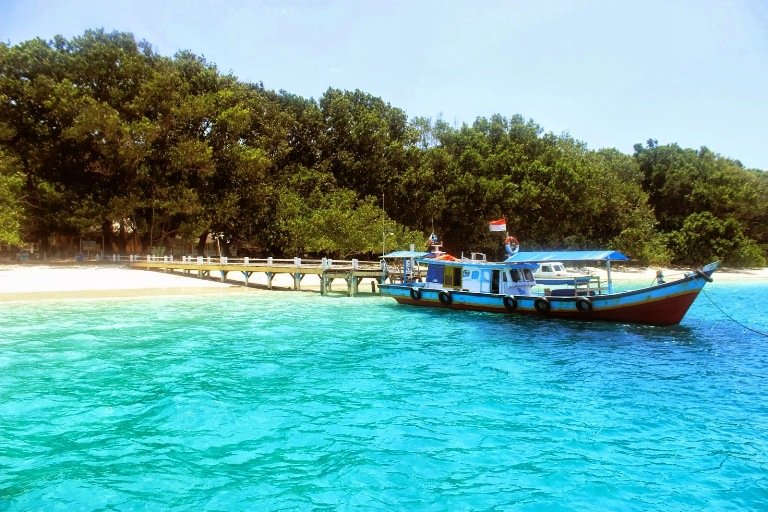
<box><xmin>2</xmin><ymin>282</ymin><xmax>767</xmax><ymax>511</ymax></box>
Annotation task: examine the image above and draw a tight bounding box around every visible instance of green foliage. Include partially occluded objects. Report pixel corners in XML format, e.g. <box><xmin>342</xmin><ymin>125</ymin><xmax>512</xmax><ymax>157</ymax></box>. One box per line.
<box><xmin>634</xmin><ymin>141</ymin><xmax>767</xmax><ymax>265</ymax></box>
<box><xmin>319</xmin><ymin>88</ymin><xmax>415</xmax><ymax>198</ymax></box>
<box><xmin>668</xmin><ymin>212</ymin><xmax>766</xmax><ymax>267</ymax></box>
<box><xmin>276</xmin><ymin>177</ymin><xmax>423</xmax><ymax>258</ymax></box>
<box><xmin>611</xmin><ymin>227</ymin><xmax>673</xmax><ymax>266</ymax></box>
<box><xmin>1</xmin><ymin>31</ymin><xmax>765</xmax><ymax>267</ymax></box>
<box><xmin>0</xmin><ymin>149</ymin><xmax>23</xmax><ymax>245</ymax></box>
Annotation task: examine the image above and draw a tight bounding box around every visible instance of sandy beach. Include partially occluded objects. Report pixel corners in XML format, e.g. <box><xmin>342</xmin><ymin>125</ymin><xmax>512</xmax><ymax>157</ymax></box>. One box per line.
<box><xmin>0</xmin><ymin>264</ymin><xmax>356</xmax><ymax>302</ymax></box>
<box><xmin>0</xmin><ymin>263</ymin><xmax>766</xmax><ymax>302</ymax></box>
<box><xmin>0</xmin><ymin>265</ymin><xmax>248</xmax><ymax>302</ymax></box>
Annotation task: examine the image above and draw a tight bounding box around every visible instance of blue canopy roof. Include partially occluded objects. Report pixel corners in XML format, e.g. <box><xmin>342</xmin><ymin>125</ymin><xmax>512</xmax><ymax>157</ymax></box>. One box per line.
<box><xmin>421</xmin><ymin>258</ymin><xmax>539</xmax><ymax>270</ymax></box>
<box><xmin>504</xmin><ymin>250</ymin><xmax>630</xmax><ymax>263</ymax></box>
<box><xmin>382</xmin><ymin>250</ymin><xmax>431</xmax><ymax>259</ymax></box>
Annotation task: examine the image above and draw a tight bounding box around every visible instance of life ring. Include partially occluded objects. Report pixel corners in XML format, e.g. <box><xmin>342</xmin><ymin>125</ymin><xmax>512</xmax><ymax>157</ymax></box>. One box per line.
<box><xmin>504</xmin><ymin>236</ymin><xmax>520</xmax><ymax>257</ymax></box>
<box><xmin>576</xmin><ymin>297</ymin><xmax>592</xmax><ymax>313</ymax></box>
<box><xmin>503</xmin><ymin>295</ymin><xmax>517</xmax><ymax>312</ymax></box>
<box><xmin>438</xmin><ymin>290</ymin><xmax>452</xmax><ymax>305</ymax></box>
<box><xmin>534</xmin><ymin>297</ymin><xmax>551</xmax><ymax>313</ymax></box>
<box><xmin>410</xmin><ymin>287</ymin><xmax>422</xmax><ymax>300</ymax></box>
<box><xmin>695</xmin><ymin>269</ymin><xmax>713</xmax><ymax>283</ymax></box>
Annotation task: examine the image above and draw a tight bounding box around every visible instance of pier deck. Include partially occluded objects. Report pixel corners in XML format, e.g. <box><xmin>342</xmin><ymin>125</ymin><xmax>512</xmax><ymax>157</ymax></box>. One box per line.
<box><xmin>130</xmin><ymin>256</ymin><xmax>388</xmax><ymax>296</ymax></box>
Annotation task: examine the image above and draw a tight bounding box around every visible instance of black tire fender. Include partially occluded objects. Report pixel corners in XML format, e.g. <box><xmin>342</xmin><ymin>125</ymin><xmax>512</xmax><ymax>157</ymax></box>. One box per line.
<box><xmin>438</xmin><ymin>290</ymin><xmax>452</xmax><ymax>305</ymax></box>
<box><xmin>534</xmin><ymin>297</ymin><xmax>551</xmax><ymax>313</ymax></box>
<box><xmin>410</xmin><ymin>287</ymin><xmax>422</xmax><ymax>300</ymax></box>
<box><xmin>576</xmin><ymin>297</ymin><xmax>593</xmax><ymax>313</ymax></box>
<box><xmin>503</xmin><ymin>295</ymin><xmax>517</xmax><ymax>312</ymax></box>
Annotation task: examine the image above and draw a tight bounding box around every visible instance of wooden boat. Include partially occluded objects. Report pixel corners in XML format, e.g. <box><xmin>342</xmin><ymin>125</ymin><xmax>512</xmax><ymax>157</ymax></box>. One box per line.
<box><xmin>379</xmin><ymin>247</ymin><xmax>718</xmax><ymax>326</ymax></box>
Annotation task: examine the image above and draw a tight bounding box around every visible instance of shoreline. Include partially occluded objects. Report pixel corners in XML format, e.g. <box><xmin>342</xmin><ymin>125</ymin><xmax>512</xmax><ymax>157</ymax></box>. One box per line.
<box><xmin>584</xmin><ymin>264</ymin><xmax>768</xmax><ymax>283</ymax></box>
<box><xmin>0</xmin><ymin>286</ymin><xmax>250</xmax><ymax>303</ymax></box>
<box><xmin>0</xmin><ymin>264</ymin><xmax>350</xmax><ymax>303</ymax></box>
<box><xmin>1</xmin><ymin>263</ymin><xmax>766</xmax><ymax>303</ymax></box>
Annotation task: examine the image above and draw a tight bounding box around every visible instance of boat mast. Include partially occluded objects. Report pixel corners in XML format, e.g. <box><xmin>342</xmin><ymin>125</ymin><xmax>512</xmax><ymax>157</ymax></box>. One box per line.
<box><xmin>381</xmin><ymin>192</ymin><xmax>385</xmax><ymax>258</ymax></box>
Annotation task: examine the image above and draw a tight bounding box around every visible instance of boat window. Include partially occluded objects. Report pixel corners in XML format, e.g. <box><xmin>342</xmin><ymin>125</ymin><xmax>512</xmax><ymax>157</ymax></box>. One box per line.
<box><xmin>471</xmin><ymin>270</ymin><xmax>479</xmax><ymax>280</ymax></box>
<box><xmin>553</xmin><ymin>264</ymin><xmax>564</xmax><ymax>272</ymax></box>
<box><xmin>463</xmin><ymin>269</ymin><xmax>470</xmax><ymax>277</ymax></box>
<box><xmin>541</xmin><ymin>265</ymin><xmax>552</xmax><ymax>273</ymax></box>
<box><xmin>524</xmin><ymin>268</ymin><xmax>534</xmax><ymax>280</ymax></box>
<box><xmin>511</xmin><ymin>269</ymin><xmax>520</xmax><ymax>282</ymax></box>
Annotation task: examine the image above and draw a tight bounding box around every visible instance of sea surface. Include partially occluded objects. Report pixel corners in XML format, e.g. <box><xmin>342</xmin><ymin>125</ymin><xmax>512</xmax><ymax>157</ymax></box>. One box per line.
<box><xmin>2</xmin><ymin>281</ymin><xmax>767</xmax><ymax>511</ymax></box>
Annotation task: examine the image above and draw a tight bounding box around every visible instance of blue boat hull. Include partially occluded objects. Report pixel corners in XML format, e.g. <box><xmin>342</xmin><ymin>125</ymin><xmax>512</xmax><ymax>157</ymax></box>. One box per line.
<box><xmin>379</xmin><ymin>268</ymin><xmax>715</xmax><ymax>326</ymax></box>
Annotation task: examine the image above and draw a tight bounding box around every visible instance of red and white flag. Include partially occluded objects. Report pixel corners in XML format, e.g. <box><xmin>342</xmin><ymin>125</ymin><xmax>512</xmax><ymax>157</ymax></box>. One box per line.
<box><xmin>488</xmin><ymin>218</ymin><xmax>506</xmax><ymax>232</ymax></box>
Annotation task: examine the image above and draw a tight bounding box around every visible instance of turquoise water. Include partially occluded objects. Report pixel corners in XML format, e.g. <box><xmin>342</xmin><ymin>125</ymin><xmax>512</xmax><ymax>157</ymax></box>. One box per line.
<box><xmin>2</xmin><ymin>282</ymin><xmax>767</xmax><ymax>511</ymax></box>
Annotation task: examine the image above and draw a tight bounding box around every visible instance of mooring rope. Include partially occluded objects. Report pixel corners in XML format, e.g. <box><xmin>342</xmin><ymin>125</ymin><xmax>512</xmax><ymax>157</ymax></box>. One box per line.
<box><xmin>702</xmin><ymin>288</ymin><xmax>768</xmax><ymax>337</ymax></box>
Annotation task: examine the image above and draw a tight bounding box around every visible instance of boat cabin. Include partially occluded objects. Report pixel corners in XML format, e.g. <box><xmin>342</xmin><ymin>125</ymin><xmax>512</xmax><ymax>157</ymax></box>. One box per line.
<box><xmin>422</xmin><ymin>258</ymin><xmax>536</xmax><ymax>296</ymax></box>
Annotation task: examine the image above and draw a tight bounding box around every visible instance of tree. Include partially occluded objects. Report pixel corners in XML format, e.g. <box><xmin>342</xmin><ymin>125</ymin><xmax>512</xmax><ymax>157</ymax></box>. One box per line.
<box><xmin>669</xmin><ymin>211</ymin><xmax>766</xmax><ymax>267</ymax></box>
<box><xmin>2</xmin><ymin>31</ymin><xmax>765</xmax><ymax>266</ymax></box>
<box><xmin>0</xmin><ymin>149</ymin><xmax>23</xmax><ymax>245</ymax></box>
<box><xmin>319</xmin><ymin>88</ymin><xmax>414</xmax><ymax>199</ymax></box>
<box><xmin>634</xmin><ymin>141</ymin><xmax>767</xmax><ymax>265</ymax></box>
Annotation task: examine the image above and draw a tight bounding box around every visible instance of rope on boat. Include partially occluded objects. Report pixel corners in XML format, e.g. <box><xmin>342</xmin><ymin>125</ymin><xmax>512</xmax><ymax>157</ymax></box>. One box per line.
<box><xmin>702</xmin><ymin>288</ymin><xmax>768</xmax><ymax>337</ymax></box>
<box><xmin>648</xmin><ymin>270</ymin><xmax>688</xmax><ymax>287</ymax></box>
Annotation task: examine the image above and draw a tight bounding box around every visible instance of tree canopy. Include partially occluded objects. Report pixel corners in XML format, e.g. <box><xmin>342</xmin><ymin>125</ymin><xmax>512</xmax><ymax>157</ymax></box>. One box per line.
<box><xmin>1</xmin><ymin>30</ymin><xmax>765</xmax><ymax>266</ymax></box>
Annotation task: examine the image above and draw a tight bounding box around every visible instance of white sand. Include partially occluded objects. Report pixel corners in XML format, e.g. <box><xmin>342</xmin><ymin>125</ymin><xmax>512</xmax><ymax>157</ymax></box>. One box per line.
<box><xmin>0</xmin><ymin>263</ymin><xmax>764</xmax><ymax>302</ymax></box>
<box><xmin>0</xmin><ymin>265</ymin><xmax>231</xmax><ymax>293</ymax></box>
<box><xmin>0</xmin><ymin>264</ymin><xmax>352</xmax><ymax>302</ymax></box>
<box><xmin>0</xmin><ymin>265</ymin><xmax>246</xmax><ymax>301</ymax></box>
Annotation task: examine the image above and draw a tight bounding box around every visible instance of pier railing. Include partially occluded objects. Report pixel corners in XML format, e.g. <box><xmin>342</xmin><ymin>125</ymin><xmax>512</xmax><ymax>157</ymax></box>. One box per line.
<box><xmin>97</xmin><ymin>254</ymin><xmax>384</xmax><ymax>271</ymax></box>
<box><xmin>124</xmin><ymin>254</ymin><xmax>387</xmax><ymax>296</ymax></box>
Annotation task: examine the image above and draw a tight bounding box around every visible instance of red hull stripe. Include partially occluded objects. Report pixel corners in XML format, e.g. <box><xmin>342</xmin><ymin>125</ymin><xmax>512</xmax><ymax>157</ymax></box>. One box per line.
<box><xmin>393</xmin><ymin>290</ymin><xmax>701</xmax><ymax>326</ymax></box>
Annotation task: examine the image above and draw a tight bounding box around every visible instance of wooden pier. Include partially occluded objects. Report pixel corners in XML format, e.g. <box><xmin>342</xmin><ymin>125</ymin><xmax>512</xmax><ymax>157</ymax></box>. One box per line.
<box><xmin>129</xmin><ymin>255</ymin><xmax>389</xmax><ymax>296</ymax></box>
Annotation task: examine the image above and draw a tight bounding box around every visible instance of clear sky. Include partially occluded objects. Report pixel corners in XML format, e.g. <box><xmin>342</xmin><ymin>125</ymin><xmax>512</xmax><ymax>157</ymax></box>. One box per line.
<box><xmin>2</xmin><ymin>0</ymin><xmax>767</xmax><ymax>170</ymax></box>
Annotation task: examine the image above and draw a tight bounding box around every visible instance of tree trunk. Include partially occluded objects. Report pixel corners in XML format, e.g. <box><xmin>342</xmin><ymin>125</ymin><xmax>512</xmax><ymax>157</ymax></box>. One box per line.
<box><xmin>115</xmin><ymin>220</ymin><xmax>128</xmax><ymax>255</ymax></box>
<box><xmin>101</xmin><ymin>220</ymin><xmax>114</xmax><ymax>255</ymax></box>
<box><xmin>196</xmin><ymin>231</ymin><xmax>209</xmax><ymax>256</ymax></box>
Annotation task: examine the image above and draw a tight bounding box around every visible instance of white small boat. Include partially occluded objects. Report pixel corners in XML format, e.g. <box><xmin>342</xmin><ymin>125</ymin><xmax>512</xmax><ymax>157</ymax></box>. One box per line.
<box><xmin>533</xmin><ymin>261</ymin><xmax>597</xmax><ymax>286</ymax></box>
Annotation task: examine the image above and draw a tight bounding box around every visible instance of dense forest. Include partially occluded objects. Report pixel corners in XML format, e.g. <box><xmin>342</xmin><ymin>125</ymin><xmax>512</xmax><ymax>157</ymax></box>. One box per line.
<box><xmin>1</xmin><ymin>30</ymin><xmax>766</xmax><ymax>266</ymax></box>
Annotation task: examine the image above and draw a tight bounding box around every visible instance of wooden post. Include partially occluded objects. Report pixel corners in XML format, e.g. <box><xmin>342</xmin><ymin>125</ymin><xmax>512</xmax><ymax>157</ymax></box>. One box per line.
<box><xmin>293</xmin><ymin>272</ymin><xmax>303</xmax><ymax>290</ymax></box>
